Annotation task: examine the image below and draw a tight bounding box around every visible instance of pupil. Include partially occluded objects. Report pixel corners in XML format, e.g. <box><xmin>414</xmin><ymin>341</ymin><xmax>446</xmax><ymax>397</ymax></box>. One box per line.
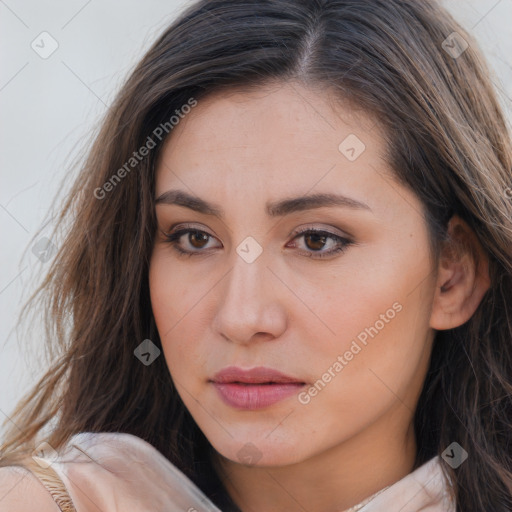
<box><xmin>306</xmin><ymin>233</ymin><xmax>326</xmax><ymax>251</ymax></box>
<box><xmin>190</xmin><ymin>232</ymin><xmax>208</xmax><ymax>248</ymax></box>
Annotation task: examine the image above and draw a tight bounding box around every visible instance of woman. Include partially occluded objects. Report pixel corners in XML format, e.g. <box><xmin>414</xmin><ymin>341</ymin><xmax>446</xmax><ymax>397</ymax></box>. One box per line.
<box><xmin>1</xmin><ymin>0</ymin><xmax>511</xmax><ymax>510</ymax></box>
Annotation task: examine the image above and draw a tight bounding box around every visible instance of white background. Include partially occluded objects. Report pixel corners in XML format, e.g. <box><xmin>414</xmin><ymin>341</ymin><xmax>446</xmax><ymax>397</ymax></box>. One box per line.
<box><xmin>1</xmin><ymin>0</ymin><xmax>511</xmax><ymax>439</ymax></box>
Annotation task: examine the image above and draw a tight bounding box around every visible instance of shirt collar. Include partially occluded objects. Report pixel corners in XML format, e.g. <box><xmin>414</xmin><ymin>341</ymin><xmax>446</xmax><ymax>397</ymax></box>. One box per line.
<box><xmin>342</xmin><ymin>456</ymin><xmax>456</xmax><ymax>512</ymax></box>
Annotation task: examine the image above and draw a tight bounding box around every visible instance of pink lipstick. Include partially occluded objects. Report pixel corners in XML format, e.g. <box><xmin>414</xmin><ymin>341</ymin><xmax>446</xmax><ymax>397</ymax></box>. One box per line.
<box><xmin>210</xmin><ymin>366</ymin><xmax>306</xmax><ymax>410</ymax></box>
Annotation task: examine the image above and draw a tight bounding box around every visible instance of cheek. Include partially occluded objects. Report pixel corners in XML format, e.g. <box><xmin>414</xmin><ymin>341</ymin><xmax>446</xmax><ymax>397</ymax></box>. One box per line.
<box><xmin>299</xmin><ymin>239</ymin><xmax>435</xmax><ymax>403</ymax></box>
<box><xmin>149</xmin><ymin>258</ymin><xmax>177</xmax><ymax>337</ymax></box>
<box><xmin>149</xmin><ymin>254</ymin><xmax>211</xmax><ymax>382</ymax></box>
<box><xmin>293</xmin><ymin>292</ymin><xmax>433</xmax><ymax>445</ymax></box>
<box><xmin>149</xmin><ymin>251</ymin><xmax>201</xmax><ymax>336</ymax></box>
<box><xmin>308</xmin><ymin>245</ymin><xmax>429</xmax><ymax>352</ymax></box>
<box><xmin>149</xmin><ymin>257</ymin><xmax>186</xmax><ymax>364</ymax></box>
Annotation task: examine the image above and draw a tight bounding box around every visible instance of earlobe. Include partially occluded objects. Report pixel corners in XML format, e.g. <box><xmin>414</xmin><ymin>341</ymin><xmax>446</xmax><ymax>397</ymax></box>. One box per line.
<box><xmin>429</xmin><ymin>216</ymin><xmax>491</xmax><ymax>330</ymax></box>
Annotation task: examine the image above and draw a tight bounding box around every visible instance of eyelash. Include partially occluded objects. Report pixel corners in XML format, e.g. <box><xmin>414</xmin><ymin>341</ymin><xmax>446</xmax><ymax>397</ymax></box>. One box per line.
<box><xmin>162</xmin><ymin>225</ymin><xmax>353</xmax><ymax>260</ymax></box>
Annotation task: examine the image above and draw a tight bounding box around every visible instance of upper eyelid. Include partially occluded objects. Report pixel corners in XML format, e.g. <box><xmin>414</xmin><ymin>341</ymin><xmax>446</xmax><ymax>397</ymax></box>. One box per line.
<box><xmin>164</xmin><ymin>225</ymin><xmax>351</xmax><ymax>247</ymax></box>
<box><xmin>164</xmin><ymin>223</ymin><xmax>349</xmax><ymax>240</ymax></box>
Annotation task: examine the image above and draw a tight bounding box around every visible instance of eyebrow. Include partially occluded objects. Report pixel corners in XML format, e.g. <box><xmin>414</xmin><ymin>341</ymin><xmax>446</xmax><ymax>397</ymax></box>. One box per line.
<box><xmin>155</xmin><ymin>189</ymin><xmax>371</xmax><ymax>217</ymax></box>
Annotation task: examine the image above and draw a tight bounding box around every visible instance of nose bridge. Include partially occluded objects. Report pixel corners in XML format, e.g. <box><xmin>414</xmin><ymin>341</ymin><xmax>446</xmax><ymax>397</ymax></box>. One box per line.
<box><xmin>213</xmin><ymin>247</ymin><xmax>285</xmax><ymax>343</ymax></box>
<box><xmin>223</xmin><ymin>250</ymin><xmax>269</xmax><ymax>317</ymax></box>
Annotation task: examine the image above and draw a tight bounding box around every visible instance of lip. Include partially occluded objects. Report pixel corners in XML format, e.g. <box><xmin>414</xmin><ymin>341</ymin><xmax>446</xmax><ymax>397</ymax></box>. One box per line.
<box><xmin>211</xmin><ymin>366</ymin><xmax>305</xmax><ymax>384</ymax></box>
<box><xmin>210</xmin><ymin>366</ymin><xmax>306</xmax><ymax>410</ymax></box>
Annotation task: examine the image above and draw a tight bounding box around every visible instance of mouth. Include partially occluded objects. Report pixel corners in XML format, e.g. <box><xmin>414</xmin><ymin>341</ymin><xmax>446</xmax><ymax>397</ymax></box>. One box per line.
<box><xmin>210</xmin><ymin>366</ymin><xmax>306</xmax><ymax>409</ymax></box>
<box><xmin>226</xmin><ymin>381</ymin><xmax>300</xmax><ymax>385</ymax></box>
<box><xmin>211</xmin><ymin>381</ymin><xmax>306</xmax><ymax>410</ymax></box>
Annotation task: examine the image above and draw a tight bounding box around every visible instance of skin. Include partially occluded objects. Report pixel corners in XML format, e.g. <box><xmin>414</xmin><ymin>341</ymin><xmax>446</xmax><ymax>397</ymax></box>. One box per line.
<box><xmin>149</xmin><ymin>81</ymin><xmax>490</xmax><ymax>512</ymax></box>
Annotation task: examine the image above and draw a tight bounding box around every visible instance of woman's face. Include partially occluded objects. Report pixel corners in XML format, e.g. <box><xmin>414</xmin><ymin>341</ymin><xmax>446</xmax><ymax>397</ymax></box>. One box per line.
<box><xmin>149</xmin><ymin>82</ymin><xmax>438</xmax><ymax>467</ymax></box>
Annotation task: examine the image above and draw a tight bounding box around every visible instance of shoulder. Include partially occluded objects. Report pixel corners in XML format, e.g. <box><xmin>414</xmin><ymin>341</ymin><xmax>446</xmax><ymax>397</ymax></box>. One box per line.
<box><xmin>0</xmin><ymin>466</ymin><xmax>60</xmax><ymax>511</ymax></box>
<box><xmin>0</xmin><ymin>432</ymin><xmax>156</xmax><ymax>512</ymax></box>
<box><xmin>0</xmin><ymin>432</ymin><xmax>221</xmax><ymax>512</ymax></box>
<box><xmin>61</xmin><ymin>431</ymin><xmax>222</xmax><ymax>511</ymax></box>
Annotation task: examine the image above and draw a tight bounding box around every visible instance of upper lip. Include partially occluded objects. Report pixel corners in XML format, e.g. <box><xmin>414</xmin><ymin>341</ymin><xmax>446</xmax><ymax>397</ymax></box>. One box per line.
<box><xmin>211</xmin><ymin>366</ymin><xmax>305</xmax><ymax>384</ymax></box>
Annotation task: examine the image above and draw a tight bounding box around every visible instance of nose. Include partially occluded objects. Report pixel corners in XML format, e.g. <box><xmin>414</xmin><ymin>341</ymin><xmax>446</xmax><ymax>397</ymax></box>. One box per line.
<box><xmin>211</xmin><ymin>250</ymin><xmax>288</xmax><ymax>345</ymax></box>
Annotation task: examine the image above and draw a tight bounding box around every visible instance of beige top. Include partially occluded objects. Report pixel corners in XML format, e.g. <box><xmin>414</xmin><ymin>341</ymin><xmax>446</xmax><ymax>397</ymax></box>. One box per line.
<box><xmin>0</xmin><ymin>431</ymin><xmax>456</xmax><ymax>511</ymax></box>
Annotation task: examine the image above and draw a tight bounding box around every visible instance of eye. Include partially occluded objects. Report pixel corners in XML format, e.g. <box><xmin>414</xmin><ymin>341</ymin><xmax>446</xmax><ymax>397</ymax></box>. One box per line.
<box><xmin>162</xmin><ymin>225</ymin><xmax>220</xmax><ymax>257</ymax></box>
<box><xmin>287</xmin><ymin>227</ymin><xmax>353</xmax><ymax>259</ymax></box>
<box><xmin>161</xmin><ymin>224</ymin><xmax>353</xmax><ymax>259</ymax></box>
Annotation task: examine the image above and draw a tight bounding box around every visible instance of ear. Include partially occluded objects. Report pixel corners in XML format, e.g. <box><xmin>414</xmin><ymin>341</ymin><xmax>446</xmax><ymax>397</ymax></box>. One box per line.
<box><xmin>429</xmin><ymin>215</ymin><xmax>491</xmax><ymax>330</ymax></box>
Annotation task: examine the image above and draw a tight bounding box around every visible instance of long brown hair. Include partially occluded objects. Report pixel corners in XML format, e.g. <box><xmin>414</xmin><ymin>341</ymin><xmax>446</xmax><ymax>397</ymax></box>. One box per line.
<box><xmin>2</xmin><ymin>1</ymin><xmax>511</xmax><ymax>510</ymax></box>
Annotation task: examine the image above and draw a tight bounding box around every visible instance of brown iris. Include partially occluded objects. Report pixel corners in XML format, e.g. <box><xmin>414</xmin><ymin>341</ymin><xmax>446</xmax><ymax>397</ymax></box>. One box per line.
<box><xmin>188</xmin><ymin>231</ymin><xmax>210</xmax><ymax>249</ymax></box>
<box><xmin>303</xmin><ymin>232</ymin><xmax>328</xmax><ymax>251</ymax></box>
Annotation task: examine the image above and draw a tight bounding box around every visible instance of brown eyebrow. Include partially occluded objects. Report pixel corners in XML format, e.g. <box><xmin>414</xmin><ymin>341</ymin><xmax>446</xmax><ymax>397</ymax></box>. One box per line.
<box><xmin>154</xmin><ymin>189</ymin><xmax>372</xmax><ymax>217</ymax></box>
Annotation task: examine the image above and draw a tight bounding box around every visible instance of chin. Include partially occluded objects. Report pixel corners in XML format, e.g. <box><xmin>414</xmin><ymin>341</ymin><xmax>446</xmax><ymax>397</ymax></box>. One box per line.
<box><xmin>209</xmin><ymin>432</ymin><xmax>308</xmax><ymax>467</ymax></box>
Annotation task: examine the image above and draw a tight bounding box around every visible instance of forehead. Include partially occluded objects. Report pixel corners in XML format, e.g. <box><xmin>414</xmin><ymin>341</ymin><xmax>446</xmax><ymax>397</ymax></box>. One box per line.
<box><xmin>154</xmin><ymin>81</ymin><xmax>393</xmax><ymax>212</ymax></box>
<box><xmin>161</xmin><ymin>82</ymin><xmax>379</xmax><ymax>150</ymax></box>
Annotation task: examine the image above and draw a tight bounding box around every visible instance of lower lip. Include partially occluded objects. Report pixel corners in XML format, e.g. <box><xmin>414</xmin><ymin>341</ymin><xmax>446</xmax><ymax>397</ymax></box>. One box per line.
<box><xmin>212</xmin><ymin>382</ymin><xmax>305</xmax><ymax>410</ymax></box>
